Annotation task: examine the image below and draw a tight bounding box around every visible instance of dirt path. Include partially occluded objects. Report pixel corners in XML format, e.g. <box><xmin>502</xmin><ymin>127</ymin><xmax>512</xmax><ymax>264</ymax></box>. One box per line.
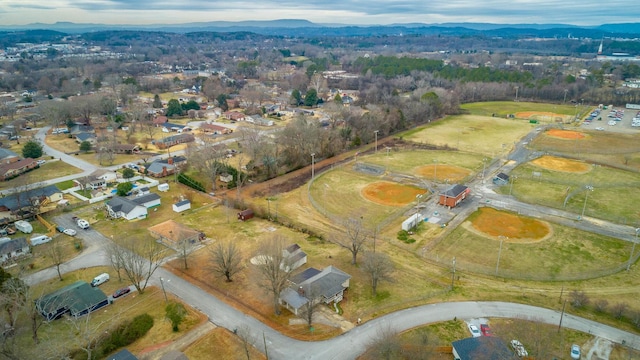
<box><xmin>137</xmin><ymin>321</ymin><xmax>217</xmax><ymax>360</ymax></box>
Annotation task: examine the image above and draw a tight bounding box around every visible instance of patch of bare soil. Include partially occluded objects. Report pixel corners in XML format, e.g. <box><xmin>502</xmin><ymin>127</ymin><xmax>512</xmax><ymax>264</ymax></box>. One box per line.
<box><xmin>531</xmin><ymin>155</ymin><xmax>592</xmax><ymax>173</ymax></box>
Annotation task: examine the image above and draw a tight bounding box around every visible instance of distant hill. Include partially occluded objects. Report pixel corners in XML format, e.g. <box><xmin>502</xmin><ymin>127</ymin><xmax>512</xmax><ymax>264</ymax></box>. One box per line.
<box><xmin>1</xmin><ymin>19</ymin><xmax>639</xmax><ymax>38</ymax></box>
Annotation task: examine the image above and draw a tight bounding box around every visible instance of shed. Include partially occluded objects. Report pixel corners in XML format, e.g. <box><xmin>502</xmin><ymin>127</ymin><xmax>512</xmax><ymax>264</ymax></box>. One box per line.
<box><xmin>401</xmin><ymin>213</ymin><xmax>422</xmax><ymax>231</ymax></box>
<box><xmin>493</xmin><ymin>172</ymin><xmax>510</xmax><ymax>185</ymax></box>
<box><xmin>158</xmin><ymin>183</ymin><xmax>170</xmax><ymax>192</ymax></box>
<box><xmin>173</xmin><ymin>199</ymin><xmax>191</xmax><ymax>213</ymax></box>
<box><xmin>237</xmin><ymin>209</ymin><xmax>254</xmax><ymax>221</ymax></box>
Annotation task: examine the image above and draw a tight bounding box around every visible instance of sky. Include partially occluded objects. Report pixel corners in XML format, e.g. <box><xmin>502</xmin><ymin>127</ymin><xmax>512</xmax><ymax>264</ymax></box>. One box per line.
<box><xmin>1</xmin><ymin>0</ymin><xmax>639</xmax><ymax>26</ymax></box>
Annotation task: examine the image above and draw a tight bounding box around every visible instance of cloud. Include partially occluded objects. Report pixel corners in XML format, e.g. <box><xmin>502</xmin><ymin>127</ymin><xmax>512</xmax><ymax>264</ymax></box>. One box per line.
<box><xmin>1</xmin><ymin>0</ymin><xmax>640</xmax><ymax>26</ymax></box>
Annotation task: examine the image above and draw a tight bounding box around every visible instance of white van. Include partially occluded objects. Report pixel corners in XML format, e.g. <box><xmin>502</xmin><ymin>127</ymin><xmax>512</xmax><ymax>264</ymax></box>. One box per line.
<box><xmin>30</xmin><ymin>235</ymin><xmax>52</xmax><ymax>246</ymax></box>
<box><xmin>91</xmin><ymin>273</ymin><xmax>110</xmax><ymax>287</ymax></box>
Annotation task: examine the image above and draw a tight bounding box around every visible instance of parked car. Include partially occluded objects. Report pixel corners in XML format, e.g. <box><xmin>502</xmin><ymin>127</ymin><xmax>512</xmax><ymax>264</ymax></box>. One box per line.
<box><xmin>91</xmin><ymin>273</ymin><xmax>110</xmax><ymax>287</ymax></box>
<box><xmin>570</xmin><ymin>344</ymin><xmax>581</xmax><ymax>359</ymax></box>
<box><xmin>468</xmin><ymin>324</ymin><xmax>481</xmax><ymax>337</ymax></box>
<box><xmin>56</xmin><ymin>225</ymin><xmax>65</xmax><ymax>233</ymax></box>
<box><xmin>36</xmin><ymin>159</ymin><xmax>46</xmax><ymax>165</ymax></box>
<box><xmin>112</xmin><ymin>287</ymin><xmax>131</xmax><ymax>298</ymax></box>
<box><xmin>480</xmin><ymin>324</ymin><xmax>492</xmax><ymax>336</ymax></box>
<box><xmin>63</xmin><ymin>228</ymin><xmax>77</xmax><ymax>236</ymax></box>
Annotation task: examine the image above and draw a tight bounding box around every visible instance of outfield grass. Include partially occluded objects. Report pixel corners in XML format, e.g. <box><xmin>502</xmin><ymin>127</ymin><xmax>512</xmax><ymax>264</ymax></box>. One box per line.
<box><xmin>461</xmin><ymin>101</ymin><xmax>586</xmax><ymax>117</ymax></box>
<box><xmin>403</xmin><ymin>114</ymin><xmax>533</xmax><ymax>156</ymax></box>
<box><xmin>364</xmin><ymin>149</ymin><xmax>484</xmax><ymax>180</ymax></box>
<box><xmin>429</xmin><ymin>210</ymin><xmax>633</xmax><ymax>280</ymax></box>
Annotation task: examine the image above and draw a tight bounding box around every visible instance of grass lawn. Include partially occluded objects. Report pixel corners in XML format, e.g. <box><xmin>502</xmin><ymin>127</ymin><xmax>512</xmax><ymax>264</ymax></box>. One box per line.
<box><xmin>403</xmin><ymin>114</ymin><xmax>533</xmax><ymax>155</ymax></box>
<box><xmin>21</xmin><ymin>267</ymin><xmax>205</xmax><ymax>359</ymax></box>
<box><xmin>0</xmin><ymin>160</ymin><xmax>83</xmax><ymax>191</ymax></box>
<box><xmin>183</xmin><ymin>328</ymin><xmax>266</xmax><ymax>360</ymax></box>
<box><xmin>461</xmin><ymin>101</ymin><xmax>587</xmax><ymax>118</ymax></box>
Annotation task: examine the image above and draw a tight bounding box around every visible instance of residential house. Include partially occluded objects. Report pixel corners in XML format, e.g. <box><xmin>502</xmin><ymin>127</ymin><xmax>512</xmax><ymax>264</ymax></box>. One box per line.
<box><xmin>80</xmin><ymin>169</ymin><xmax>118</xmax><ymax>190</ymax></box>
<box><xmin>438</xmin><ymin>184</ymin><xmax>470</xmax><ymax>208</ymax></box>
<box><xmin>173</xmin><ymin>199</ymin><xmax>191</xmax><ymax>213</ymax></box>
<box><xmin>153</xmin><ymin>116</ymin><xmax>168</xmax><ymax>126</ymax></box>
<box><xmin>0</xmin><ymin>237</ymin><xmax>30</xmax><ymax>263</ymax></box>
<box><xmin>452</xmin><ymin>337</ymin><xmax>516</xmax><ymax>360</ymax></box>
<box><xmin>110</xmin><ymin>144</ymin><xmax>141</xmax><ymax>154</ymax></box>
<box><xmin>219</xmin><ymin>173</ymin><xmax>233</xmax><ymax>183</ymax></box>
<box><xmin>152</xmin><ymin>133</ymin><xmax>195</xmax><ymax>149</ymax></box>
<box><xmin>0</xmin><ymin>148</ymin><xmax>19</xmax><ymax>165</ymax></box>
<box><xmin>144</xmin><ymin>156</ymin><xmax>187</xmax><ymax>178</ymax></box>
<box><xmin>279</xmin><ymin>266</ymin><xmax>351</xmax><ymax>316</ymax></box>
<box><xmin>109</xmin><ymin>349</ymin><xmax>139</xmax><ymax>360</ymax></box>
<box><xmin>36</xmin><ymin>281</ymin><xmax>109</xmax><ymax>320</ymax></box>
<box><xmin>74</xmin><ymin>132</ymin><xmax>97</xmax><ymax>145</ymax></box>
<box><xmin>148</xmin><ymin>219</ymin><xmax>202</xmax><ymax>247</ymax></box>
<box><xmin>281</xmin><ymin>244</ymin><xmax>307</xmax><ymax>272</ymax></box>
<box><xmin>69</xmin><ymin>125</ymin><xmax>95</xmax><ymax>135</ymax></box>
<box><xmin>0</xmin><ymin>158</ymin><xmax>38</xmax><ymax>181</ymax></box>
<box><xmin>200</xmin><ymin>123</ymin><xmax>233</xmax><ymax>134</ymax></box>
<box><xmin>107</xmin><ymin>193</ymin><xmax>161</xmax><ymax>219</ymax></box>
<box><xmin>223</xmin><ymin>111</ymin><xmax>246</xmax><ymax>122</ymax></box>
<box><xmin>247</xmin><ymin>115</ymin><xmax>274</xmax><ymax>126</ymax></box>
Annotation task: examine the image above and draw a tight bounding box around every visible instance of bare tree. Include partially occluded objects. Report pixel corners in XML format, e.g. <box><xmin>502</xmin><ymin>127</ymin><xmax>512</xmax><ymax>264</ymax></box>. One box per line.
<box><xmin>209</xmin><ymin>241</ymin><xmax>243</xmax><ymax>282</ymax></box>
<box><xmin>298</xmin><ymin>284</ymin><xmax>322</xmax><ymax>328</ymax></box>
<box><xmin>47</xmin><ymin>238</ymin><xmax>66</xmax><ymax>281</ymax></box>
<box><xmin>186</xmin><ymin>139</ymin><xmax>227</xmax><ymax>192</ymax></box>
<box><xmin>362</xmin><ymin>251</ymin><xmax>394</xmax><ymax>297</ymax></box>
<box><xmin>105</xmin><ymin>241</ymin><xmax>124</xmax><ymax>282</ymax></box>
<box><xmin>569</xmin><ymin>290</ymin><xmax>589</xmax><ymax>309</ymax></box>
<box><xmin>177</xmin><ymin>239</ymin><xmax>197</xmax><ymax>270</ymax></box>
<box><xmin>65</xmin><ymin>312</ymin><xmax>109</xmax><ymax>360</ymax></box>
<box><xmin>362</xmin><ymin>325</ymin><xmax>401</xmax><ymax>360</ymax></box>
<box><xmin>235</xmin><ymin>324</ymin><xmax>253</xmax><ymax>360</ymax></box>
<box><xmin>117</xmin><ymin>239</ymin><xmax>166</xmax><ymax>294</ymax></box>
<box><xmin>254</xmin><ymin>235</ymin><xmax>292</xmax><ymax>315</ymax></box>
<box><xmin>334</xmin><ymin>217</ymin><xmax>368</xmax><ymax>265</ymax></box>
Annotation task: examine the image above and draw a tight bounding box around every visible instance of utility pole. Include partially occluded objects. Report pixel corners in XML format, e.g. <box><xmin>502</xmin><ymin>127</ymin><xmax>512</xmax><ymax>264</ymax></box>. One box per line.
<box><xmin>451</xmin><ymin>257</ymin><xmax>456</xmax><ymax>290</ymax></box>
<box><xmin>374</xmin><ymin>130</ymin><xmax>379</xmax><ymax>153</ymax></box>
<box><xmin>433</xmin><ymin>159</ymin><xmax>438</xmax><ymax>183</ymax></box>
<box><xmin>558</xmin><ymin>299</ymin><xmax>567</xmax><ymax>333</ymax></box>
<box><xmin>509</xmin><ymin>175</ymin><xmax>517</xmax><ymax>196</ymax></box>
<box><xmin>628</xmin><ymin>228</ymin><xmax>639</xmax><ymax>271</ymax></box>
<box><xmin>495</xmin><ymin>236</ymin><xmax>505</xmax><ymax>276</ymax></box>
<box><xmin>581</xmin><ymin>185</ymin><xmax>593</xmax><ymax>219</ymax></box>
<box><xmin>160</xmin><ymin>277</ymin><xmax>168</xmax><ymax>302</ymax></box>
<box><xmin>310</xmin><ymin>153</ymin><xmax>316</xmax><ymax>180</ymax></box>
<box><xmin>482</xmin><ymin>158</ymin><xmax>487</xmax><ymax>184</ymax></box>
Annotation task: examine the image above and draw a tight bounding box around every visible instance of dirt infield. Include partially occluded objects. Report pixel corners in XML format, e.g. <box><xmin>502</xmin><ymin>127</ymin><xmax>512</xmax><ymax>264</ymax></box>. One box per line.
<box><xmin>468</xmin><ymin>207</ymin><xmax>551</xmax><ymax>243</ymax></box>
<box><xmin>362</xmin><ymin>181</ymin><xmax>426</xmax><ymax>207</ymax></box>
<box><xmin>515</xmin><ymin>111</ymin><xmax>571</xmax><ymax>122</ymax></box>
<box><xmin>531</xmin><ymin>155</ymin><xmax>591</xmax><ymax>173</ymax></box>
<box><xmin>415</xmin><ymin>164</ymin><xmax>471</xmax><ymax>182</ymax></box>
<box><xmin>545</xmin><ymin>128</ymin><xmax>586</xmax><ymax>140</ymax></box>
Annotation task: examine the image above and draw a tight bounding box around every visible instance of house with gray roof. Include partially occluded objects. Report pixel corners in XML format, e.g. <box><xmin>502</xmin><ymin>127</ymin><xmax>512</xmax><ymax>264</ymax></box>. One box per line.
<box><xmin>75</xmin><ymin>132</ymin><xmax>97</xmax><ymax>145</ymax></box>
<box><xmin>0</xmin><ymin>237</ymin><xmax>30</xmax><ymax>263</ymax></box>
<box><xmin>0</xmin><ymin>148</ymin><xmax>19</xmax><ymax>165</ymax></box>
<box><xmin>106</xmin><ymin>193</ymin><xmax>161</xmax><ymax>220</ymax></box>
<box><xmin>452</xmin><ymin>336</ymin><xmax>516</xmax><ymax>360</ymax></box>
<box><xmin>438</xmin><ymin>184</ymin><xmax>470</xmax><ymax>209</ymax></box>
<box><xmin>0</xmin><ymin>185</ymin><xmax>62</xmax><ymax>215</ymax></box>
<box><xmin>36</xmin><ymin>281</ymin><xmax>109</xmax><ymax>320</ymax></box>
<box><xmin>279</xmin><ymin>265</ymin><xmax>351</xmax><ymax>316</ymax></box>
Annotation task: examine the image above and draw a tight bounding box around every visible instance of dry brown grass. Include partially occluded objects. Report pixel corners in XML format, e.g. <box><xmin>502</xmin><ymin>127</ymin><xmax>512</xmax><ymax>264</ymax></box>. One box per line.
<box><xmin>530</xmin><ymin>155</ymin><xmax>592</xmax><ymax>173</ymax></box>
<box><xmin>415</xmin><ymin>164</ymin><xmax>471</xmax><ymax>182</ymax></box>
<box><xmin>183</xmin><ymin>328</ymin><xmax>267</xmax><ymax>360</ymax></box>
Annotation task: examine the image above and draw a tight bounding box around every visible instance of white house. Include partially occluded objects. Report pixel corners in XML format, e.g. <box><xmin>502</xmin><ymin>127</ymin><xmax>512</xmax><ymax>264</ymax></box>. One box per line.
<box><xmin>106</xmin><ymin>197</ymin><xmax>148</xmax><ymax>220</ymax></box>
<box><xmin>281</xmin><ymin>243</ymin><xmax>307</xmax><ymax>272</ymax></box>
<box><xmin>173</xmin><ymin>199</ymin><xmax>191</xmax><ymax>213</ymax></box>
<box><xmin>0</xmin><ymin>237</ymin><xmax>30</xmax><ymax>263</ymax></box>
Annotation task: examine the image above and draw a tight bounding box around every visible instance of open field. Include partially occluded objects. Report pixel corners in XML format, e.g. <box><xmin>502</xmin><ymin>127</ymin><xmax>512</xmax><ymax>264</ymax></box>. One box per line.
<box><xmin>183</xmin><ymin>327</ymin><xmax>267</xmax><ymax>360</ymax></box>
<box><xmin>428</xmin><ymin>208</ymin><xmax>633</xmax><ymax>280</ymax></box>
<box><xmin>530</xmin><ymin>155</ymin><xmax>592</xmax><ymax>173</ymax></box>
<box><xmin>0</xmin><ymin>160</ymin><xmax>82</xmax><ymax>191</ymax></box>
<box><xmin>403</xmin><ymin>114</ymin><xmax>532</xmax><ymax>155</ymax></box>
<box><xmin>530</xmin><ymin>128</ymin><xmax>640</xmax><ymax>171</ymax></box>
<box><xmin>461</xmin><ymin>101</ymin><xmax>585</xmax><ymax>118</ymax></box>
<box><xmin>502</xmin><ymin>158</ymin><xmax>640</xmax><ymax>224</ymax></box>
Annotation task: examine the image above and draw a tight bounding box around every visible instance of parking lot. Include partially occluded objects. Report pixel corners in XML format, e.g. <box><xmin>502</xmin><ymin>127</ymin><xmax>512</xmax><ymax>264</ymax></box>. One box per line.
<box><xmin>581</xmin><ymin>105</ymin><xmax>640</xmax><ymax>133</ymax></box>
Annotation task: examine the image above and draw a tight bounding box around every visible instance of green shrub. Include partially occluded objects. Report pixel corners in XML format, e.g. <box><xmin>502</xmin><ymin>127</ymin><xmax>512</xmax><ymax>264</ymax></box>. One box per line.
<box><xmin>100</xmin><ymin>313</ymin><xmax>154</xmax><ymax>354</ymax></box>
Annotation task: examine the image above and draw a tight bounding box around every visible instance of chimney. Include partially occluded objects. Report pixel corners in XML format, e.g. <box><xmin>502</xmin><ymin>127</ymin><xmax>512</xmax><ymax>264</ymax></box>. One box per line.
<box><xmin>298</xmin><ymin>286</ymin><xmax>305</xmax><ymax>296</ymax></box>
<box><xmin>168</xmin><ymin>157</ymin><xmax>173</xmax><ymax>165</ymax></box>
<box><xmin>162</xmin><ymin>166</ymin><xmax>167</xmax><ymax>177</ymax></box>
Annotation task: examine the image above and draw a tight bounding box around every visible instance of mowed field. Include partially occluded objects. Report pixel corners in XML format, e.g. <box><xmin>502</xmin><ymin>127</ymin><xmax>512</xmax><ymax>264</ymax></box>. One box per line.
<box><xmin>461</xmin><ymin>101</ymin><xmax>584</xmax><ymax>118</ymax></box>
<box><xmin>403</xmin><ymin>114</ymin><xmax>533</xmax><ymax>155</ymax></box>
<box><xmin>530</xmin><ymin>128</ymin><xmax>640</xmax><ymax>171</ymax></box>
<box><xmin>429</xmin><ymin>208</ymin><xmax>633</xmax><ymax>280</ymax></box>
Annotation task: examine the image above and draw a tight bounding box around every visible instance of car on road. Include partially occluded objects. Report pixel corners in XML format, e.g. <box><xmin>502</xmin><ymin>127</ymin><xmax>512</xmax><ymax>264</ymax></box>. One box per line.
<box><xmin>112</xmin><ymin>287</ymin><xmax>131</xmax><ymax>298</ymax></box>
<box><xmin>595</xmin><ymin>127</ymin><xmax>605</xmax><ymax>131</ymax></box>
<box><xmin>63</xmin><ymin>228</ymin><xmax>77</xmax><ymax>236</ymax></box>
<box><xmin>480</xmin><ymin>324</ymin><xmax>492</xmax><ymax>336</ymax></box>
<box><xmin>570</xmin><ymin>344</ymin><xmax>581</xmax><ymax>359</ymax></box>
<box><xmin>468</xmin><ymin>324</ymin><xmax>481</xmax><ymax>337</ymax></box>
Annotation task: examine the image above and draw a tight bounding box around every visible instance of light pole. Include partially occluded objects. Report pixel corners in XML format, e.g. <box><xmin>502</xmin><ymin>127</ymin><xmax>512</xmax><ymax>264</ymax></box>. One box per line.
<box><xmin>310</xmin><ymin>153</ymin><xmax>316</xmax><ymax>180</ymax></box>
<box><xmin>496</xmin><ymin>236</ymin><xmax>505</xmax><ymax>276</ymax></box>
<box><xmin>628</xmin><ymin>228</ymin><xmax>640</xmax><ymax>271</ymax></box>
<box><xmin>515</xmin><ymin>86</ymin><xmax>519</xmax><ymax>101</ymax></box>
<box><xmin>563</xmin><ymin>89</ymin><xmax>568</xmax><ymax>104</ymax></box>
<box><xmin>374</xmin><ymin>130</ymin><xmax>379</xmax><ymax>153</ymax></box>
<box><xmin>581</xmin><ymin>185</ymin><xmax>593</xmax><ymax>219</ymax></box>
<box><xmin>451</xmin><ymin>257</ymin><xmax>456</xmax><ymax>289</ymax></box>
<box><xmin>509</xmin><ymin>175</ymin><xmax>518</xmax><ymax>196</ymax></box>
<box><xmin>482</xmin><ymin>158</ymin><xmax>487</xmax><ymax>184</ymax></box>
<box><xmin>433</xmin><ymin>159</ymin><xmax>438</xmax><ymax>183</ymax></box>
<box><xmin>160</xmin><ymin>277</ymin><xmax>168</xmax><ymax>302</ymax></box>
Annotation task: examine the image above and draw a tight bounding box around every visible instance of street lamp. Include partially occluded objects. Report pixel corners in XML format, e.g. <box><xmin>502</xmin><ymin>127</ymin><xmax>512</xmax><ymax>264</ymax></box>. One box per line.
<box><xmin>563</xmin><ymin>89</ymin><xmax>568</xmax><ymax>104</ymax></box>
<box><xmin>628</xmin><ymin>228</ymin><xmax>639</xmax><ymax>271</ymax></box>
<box><xmin>581</xmin><ymin>185</ymin><xmax>594</xmax><ymax>219</ymax></box>
<box><xmin>451</xmin><ymin>257</ymin><xmax>456</xmax><ymax>289</ymax></box>
<box><xmin>496</xmin><ymin>236</ymin><xmax>506</xmax><ymax>276</ymax></box>
<box><xmin>482</xmin><ymin>158</ymin><xmax>487</xmax><ymax>184</ymax></box>
<box><xmin>374</xmin><ymin>130</ymin><xmax>379</xmax><ymax>153</ymax></box>
<box><xmin>515</xmin><ymin>86</ymin><xmax>519</xmax><ymax>101</ymax></box>
<box><xmin>311</xmin><ymin>153</ymin><xmax>316</xmax><ymax>180</ymax></box>
<box><xmin>160</xmin><ymin>277</ymin><xmax>168</xmax><ymax>302</ymax></box>
<box><xmin>509</xmin><ymin>175</ymin><xmax>518</xmax><ymax>196</ymax></box>
<box><xmin>433</xmin><ymin>159</ymin><xmax>438</xmax><ymax>183</ymax></box>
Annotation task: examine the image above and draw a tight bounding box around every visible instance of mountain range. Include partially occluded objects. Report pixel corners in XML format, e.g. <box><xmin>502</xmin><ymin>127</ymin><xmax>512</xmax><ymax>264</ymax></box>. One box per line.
<box><xmin>1</xmin><ymin>19</ymin><xmax>640</xmax><ymax>38</ymax></box>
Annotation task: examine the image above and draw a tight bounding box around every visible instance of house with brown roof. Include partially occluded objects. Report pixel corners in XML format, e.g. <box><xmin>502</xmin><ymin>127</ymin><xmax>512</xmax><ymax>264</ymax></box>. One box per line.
<box><xmin>0</xmin><ymin>148</ymin><xmax>20</xmax><ymax>165</ymax></box>
<box><xmin>110</xmin><ymin>144</ymin><xmax>141</xmax><ymax>154</ymax></box>
<box><xmin>200</xmin><ymin>123</ymin><xmax>233</xmax><ymax>134</ymax></box>
<box><xmin>223</xmin><ymin>111</ymin><xmax>246</xmax><ymax>122</ymax></box>
<box><xmin>148</xmin><ymin>219</ymin><xmax>203</xmax><ymax>247</ymax></box>
<box><xmin>0</xmin><ymin>158</ymin><xmax>38</xmax><ymax>181</ymax></box>
<box><xmin>152</xmin><ymin>134</ymin><xmax>194</xmax><ymax>149</ymax></box>
<box><xmin>153</xmin><ymin>116</ymin><xmax>168</xmax><ymax>126</ymax></box>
